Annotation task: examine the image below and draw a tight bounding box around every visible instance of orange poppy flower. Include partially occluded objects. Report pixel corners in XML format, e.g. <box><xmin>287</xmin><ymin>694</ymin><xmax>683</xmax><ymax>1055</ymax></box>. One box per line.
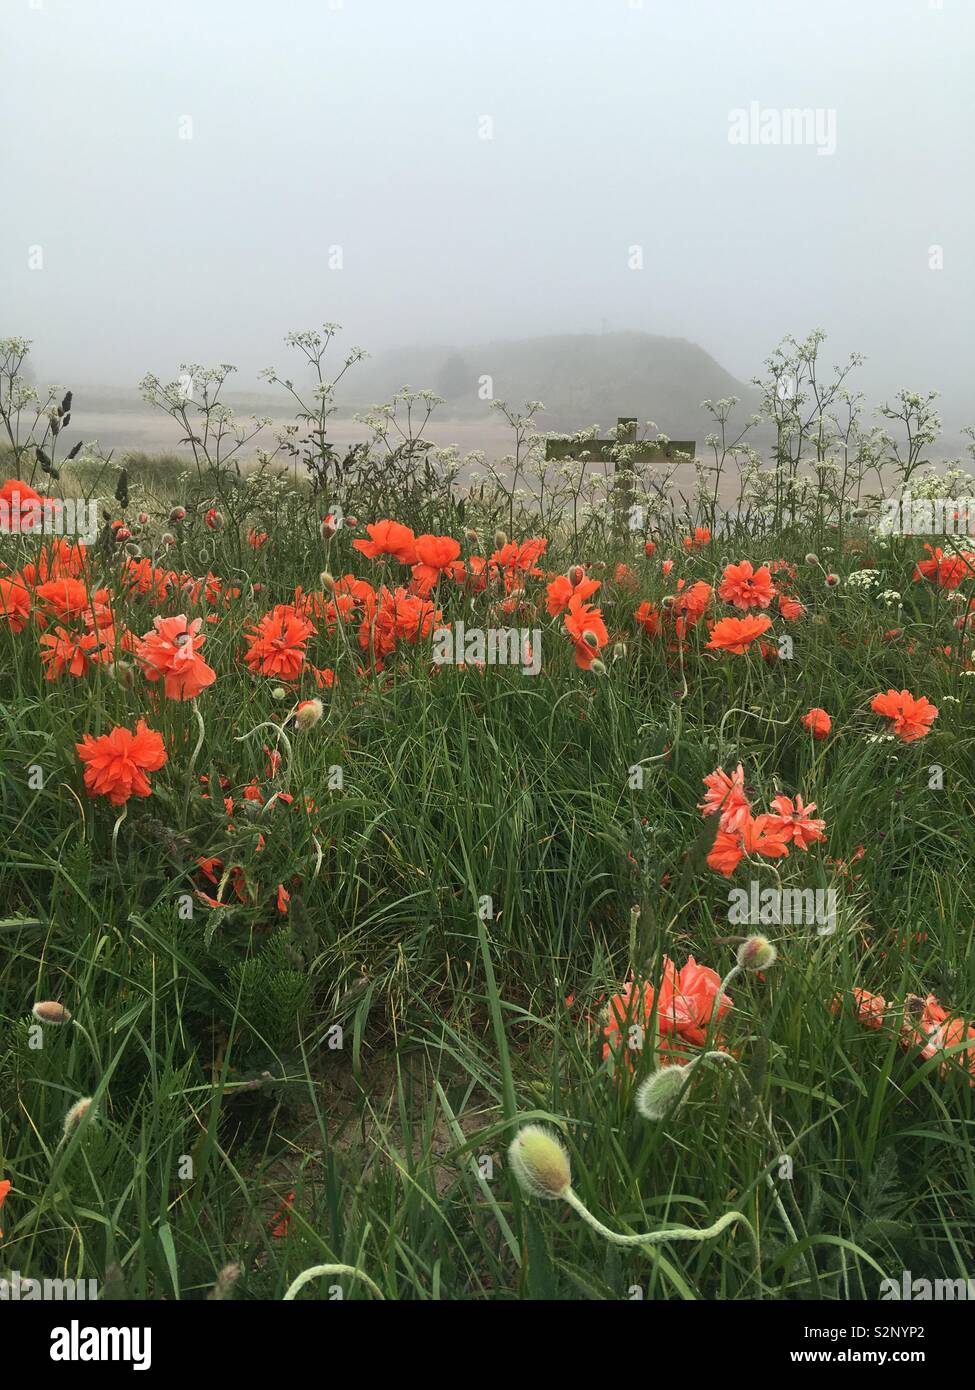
<box><xmin>699</xmin><ymin>763</ymin><xmax>751</xmax><ymax>834</ymax></box>
<box><xmin>673</xmin><ymin>579</ymin><xmax>713</xmax><ymax>626</ymax></box>
<box><xmin>682</xmin><ymin>526</ymin><xmax>711</xmax><ymax>550</ymax></box>
<box><xmin>870</xmin><ymin>689</ymin><xmax>938</xmax><ymax>742</ymax></box>
<box><xmin>778</xmin><ymin>594</ymin><xmax>805</xmax><ymax>620</ymax></box>
<box><xmin>76</xmin><ymin>719</ymin><xmax>168</xmax><ymax>806</ymax></box>
<box><xmin>137</xmin><ymin>614</ymin><xmax>217</xmax><ymax>700</ymax></box>
<box><xmin>0</xmin><ymin>575</ymin><xmax>31</xmax><ymax>632</ymax></box>
<box><xmin>563</xmin><ymin>593</ymin><xmax>609</xmax><ymax>669</ymax></box>
<box><xmin>39</xmin><ymin>626</ymin><xmax>114</xmax><ymax>681</ymax></box>
<box><xmin>706</xmin><ymin>614</ymin><xmax>772</xmax><ymax>653</ymax></box>
<box><xmin>913</xmin><ymin>545</ymin><xmax>975</xmax><ymax>590</ymax></box>
<box><xmin>634</xmin><ymin>599</ymin><xmax>662</xmax><ymax>637</ymax></box>
<box><xmin>245</xmin><ymin>605</ymin><xmax>316</xmax><ymax>680</ymax></box>
<box><xmin>801</xmin><ymin>707</ymin><xmax>831</xmax><ymax>740</ymax></box>
<box><xmin>766</xmin><ymin>794</ymin><xmax>827</xmax><ymax>850</ymax></box>
<box><xmin>34</xmin><ymin>577</ymin><xmax>94</xmax><ymax>623</ymax></box>
<box><xmin>718</xmin><ymin>561</ymin><xmax>774</xmax><ymax>610</ymax></box>
<box><xmin>352</xmin><ymin>520</ymin><xmax>417</xmax><ymax>564</ymax></box>
<box><xmin>707</xmin><ymin>812</ymin><xmax>790</xmax><ymax>877</ymax></box>
<box><xmin>546</xmin><ymin>574</ymin><xmax>600</xmax><ymax>617</ymax></box>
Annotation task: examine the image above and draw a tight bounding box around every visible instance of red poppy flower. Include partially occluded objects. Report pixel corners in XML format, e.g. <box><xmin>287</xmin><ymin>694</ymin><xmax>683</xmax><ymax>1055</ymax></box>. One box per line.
<box><xmin>137</xmin><ymin>614</ymin><xmax>217</xmax><ymax>700</ymax></box>
<box><xmin>801</xmin><ymin>707</ymin><xmax>831</xmax><ymax>740</ymax></box>
<box><xmin>706</xmin><ymin>614</ymin><xmax>772</xmax><ymax>653</ymax></box>
<box><xmin>76</xmin><ymin>720</ymin><xmax>168</xmax><ymax>806</ymax></box>
<box><xmin>718</xmin><ymin>561</ymin><xmax>775</xmax><ymax>610</ymax></box>
<box><xmin>870</xmin><ymin>689</ymin><xmax>938</xmax><ymax>742</ymax></box>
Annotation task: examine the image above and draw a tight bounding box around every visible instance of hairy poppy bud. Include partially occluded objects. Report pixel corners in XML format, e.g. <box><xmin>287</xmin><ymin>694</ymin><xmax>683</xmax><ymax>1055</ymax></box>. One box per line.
<box><xmin>170</xmin><ymin>506</ymin><xmax>187</xmax><ymax>524</ymax></box>
<box><xmin>32</xmin><ymin>1000</ymin><xmax>71</xmax><ymax>1025</ymax></box>
<box><xmin>138</xmin><ymin>511</ymin><xmax>149</xmax><ymax>526</ymax></box>
<box><xmin>271</xmin><ymin>686</ymin><xmax>287</xmax><ymax>700</ymax></box>
<box><xmin>804</xmin><ymin>552</ymin><xmax>819</xmax><ymax>564</ymax></box>
<box><xmin>294</xmin><ymin>698</ymin><xmax>323</xmax><ymax>731</ymax></box>
<box><xmin>205</xmin><ymin>508</ymin><xmax>223</xmax><ymax>531</ymax></box>
<box><xmin>824</xmin><ymin>573</ymin><xmax>840</xmax><ymax>588</ymax></box>
<box><xmin>62</xmin><ymin>1097</ymin><xmax>93</xmax><ymax>1140</ymax></box>
<box><xmin>320</xmin><ymin>516</ymin><xmax>337</xmax><ymax>541</ymax></box>
<box><xmin>320</xmin><ymin>571</ymin><xmax>337</xmax><ymax>593</ymax></box>
<box><xmin>464</xmin><ymin>528</ymin><xmax>479</xmax><ymax>544</ymax></box>
<box><xmin>161</xmin><ymin>532</ymin><xmax>176</xmax><ymax>546</ymax></box>
<box><xmin>494</xmin><ymin>529</ymin><xmax>507</xmax><ymax>549</ymax></box>
<box><xmin>635</xmin><ymin>1065</ymin><xmax>693</xmax><ymax>1121</ymax></box>
<box><xmin>567</xmin><ymin>564</ymin><xmax>585</xmax><ymax>587</ymax></box>
<box><xmin>588</xmin><ymin>657</ymin><xmax>607</xmax><ymax>674</ymax></box>
<box><xmin>108</xmin><ymin>660</ymin><xmax>136</xmax><ymax>690</ymax></box>
<box><xmin>737</xmin><ymin>934</ymin><xmax>777</xmax><ymax>972</ymax></box>
<box><xmin>582</xmin><ymin>629</ymin><xmax>599</xmax><ymax>648</ymax></box>
<box><xmin>508</xmin><ymin>1124</ymin><xmax>571</xmax><ymax>1200</ymax></box>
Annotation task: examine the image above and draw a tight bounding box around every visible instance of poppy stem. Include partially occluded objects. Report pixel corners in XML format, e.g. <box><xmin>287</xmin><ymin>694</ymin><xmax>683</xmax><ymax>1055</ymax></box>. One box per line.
<box><xmin>562</xmin><ymin>1185</ymin><xmax>752</xmax><ymax>1252</ymax></box>
<box><xmin>282</xmin><ymin>1263</ymin><xmax>384</xmax><ymax>1301</ymax></box>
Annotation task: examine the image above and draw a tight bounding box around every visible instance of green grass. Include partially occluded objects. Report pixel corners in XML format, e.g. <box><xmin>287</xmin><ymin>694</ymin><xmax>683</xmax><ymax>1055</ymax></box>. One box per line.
<box><xmin>1</xmin><ymin>462</ymin><xmax>974</xmax><ymax>1302</ymax></box>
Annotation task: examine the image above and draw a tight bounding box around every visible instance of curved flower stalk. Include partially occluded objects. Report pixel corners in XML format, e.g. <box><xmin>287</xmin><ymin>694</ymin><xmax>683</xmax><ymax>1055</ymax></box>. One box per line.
<box><xmin>282</xmin><ymin>1263</ymin><xmax>384</xmax><ymax>1301</ymax></box>
<box><xmin>507</xmin><ymin>1124</ymin><xmax>754</xmax><ymax>1254</ymax></box>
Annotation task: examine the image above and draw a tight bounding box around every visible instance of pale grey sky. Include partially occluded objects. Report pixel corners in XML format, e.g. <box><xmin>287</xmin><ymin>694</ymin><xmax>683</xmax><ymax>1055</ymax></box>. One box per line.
<box><xmin>2</xmin><ymin>0</ymin><xmax>972</xmax><ymax>419</ymax></box>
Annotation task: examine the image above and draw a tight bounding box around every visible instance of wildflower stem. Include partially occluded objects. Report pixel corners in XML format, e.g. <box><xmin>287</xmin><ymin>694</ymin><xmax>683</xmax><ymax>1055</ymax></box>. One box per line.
<box><xmin>562</xmin><ymin>1186</ymin><xmax>750</xmax><ymax>1250</ymax></box>
<box><xmin>282</xmin><ymin>1263</ymin><xmax>384</xmax><ymax>1301</ymax></box>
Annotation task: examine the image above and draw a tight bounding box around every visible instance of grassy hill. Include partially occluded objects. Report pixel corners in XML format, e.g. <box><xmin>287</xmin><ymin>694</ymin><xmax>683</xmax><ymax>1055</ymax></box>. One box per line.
<box><xmin>350</xmin><ymin>331</ymin><xmax>760</xmax><ymax>438</ymax></box>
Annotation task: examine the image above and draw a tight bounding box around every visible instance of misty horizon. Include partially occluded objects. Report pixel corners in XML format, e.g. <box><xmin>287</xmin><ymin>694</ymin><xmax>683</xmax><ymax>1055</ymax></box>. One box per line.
<box><xmin>3</xmin><ymin>0</ymin><xmax>972</xmax><ymax>434</ymax></box>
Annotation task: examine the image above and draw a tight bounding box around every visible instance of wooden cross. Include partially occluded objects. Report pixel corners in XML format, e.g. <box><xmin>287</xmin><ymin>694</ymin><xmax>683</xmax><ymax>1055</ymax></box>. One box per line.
<box><xmin>545</xmin><ymin>417</ymin><xmax>696</xmax><ymax>464</ymax></box>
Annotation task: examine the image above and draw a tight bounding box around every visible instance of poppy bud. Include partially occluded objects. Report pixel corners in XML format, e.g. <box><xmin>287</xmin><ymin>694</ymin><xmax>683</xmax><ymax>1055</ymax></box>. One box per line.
<box><xmin>124</xmin><ymin>542</ymin><xmax>141</xmax><ymax>558</ymax></box>
<box><xmin>737</xmin><ymin>935</ymin><xmax>777</xmax><ymax>972</ymax></box>
<box><xmin>205</xmin><ymin>508</ymin><xmax>223</xmax><ymax>530</ymax></box>
<box><xmin>161</xmin><ymin>533</ymin><xmax>176</xmax><ymax>546</ymax></box>
<box><xmin>508</xmin><ymin>1124</ymin><xmax>571</xmax><ymax>1200</ymax></box>
<box><xmin>271</xmin><ymin>686</ymin><xmax>287</xmax><ymax>700</ymax></box>
<box><xmin>138</xmin><ymin>511</ymin><xmax>149</xmax><ymax>525</ymax></box>
<box><xmin>62</xmin><ymin>1097</ymin><xmax>93</xmax><ymax>1140</ymax></box>
<box><xmin>108</xmin><ymin>660</ymin><xmax>136</xmax><ymax>690</ymax></box>
<box><xmin>611</xmin><ymin>642</ymin><xmax>627</xmax><ymax>661</ymax></box>
<box><xmin>320</xmin><ymin>516</ymin><xmax>337</xmax><ymax>541</ymax></box>
<box><xmin>170</xmin><ymin>506</ymin><xmax>187</xmax><ymax>524</ymax></box>
<box><xmin>32</xmin><ymin>1000</ymin><xmax>71</xmax><ymax>1025</ymax></box>
<box><xmin>294</xmin><ymin>698</ymin><xmax>323</xmax><ymax>730</ymax></box>
<box><xmin>635</xmin><ymin>1065</ymin><xmax>693</xmax><ymax>1121</ymax></box>
<box><xmin>589</xmin><ymin>657</ymin><xmax>607</xmax><ymax>674</ymax></box>
<box><xmin>464</xmin><ymin>528</ymin><xmax>479</xmax><ymax>544</ymax></box>
<box><xmin>494</xmin><ymin>530</ymin><xmax>507</xmax><ymax>549</ymax></box>
<box><xmin>114</xmin><ymin>526</ymin><xmax>131</xmax><ymax>543</ymax></box>
<box><xmin>582</xmin><ymin>629</ymin><xmax>599</xmax><ymax>647</ymax></box>
<box><xmin>567</xmin><ymin>565</ymin><xmax>585</xmax><ymax>587</ymax></box>
<box><xmin>320</xmin><ymin>571</ymin><xmax>337</xmax><ymax>593</ymax></box>
<box><xmin>804</xmin><ymin>553</ymin><xmax>819</xmax><ymax>564</ymax></box>
<box><xmin>345</xmin><ymin>516</ymin><xmax>358</xmax><ymax>528</ymax></box>
<box><xmin>824</xmin><ymin>573</ymin><xmax>840</xmax><ymax>588</ymax></box>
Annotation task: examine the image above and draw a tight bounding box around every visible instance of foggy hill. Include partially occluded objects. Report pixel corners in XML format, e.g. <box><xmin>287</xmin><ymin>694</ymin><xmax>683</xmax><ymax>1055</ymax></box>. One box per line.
<box><xmin>349</xmin><ymin>332</ymin><xmax>761</xmax><ymax>439</ymax></box>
